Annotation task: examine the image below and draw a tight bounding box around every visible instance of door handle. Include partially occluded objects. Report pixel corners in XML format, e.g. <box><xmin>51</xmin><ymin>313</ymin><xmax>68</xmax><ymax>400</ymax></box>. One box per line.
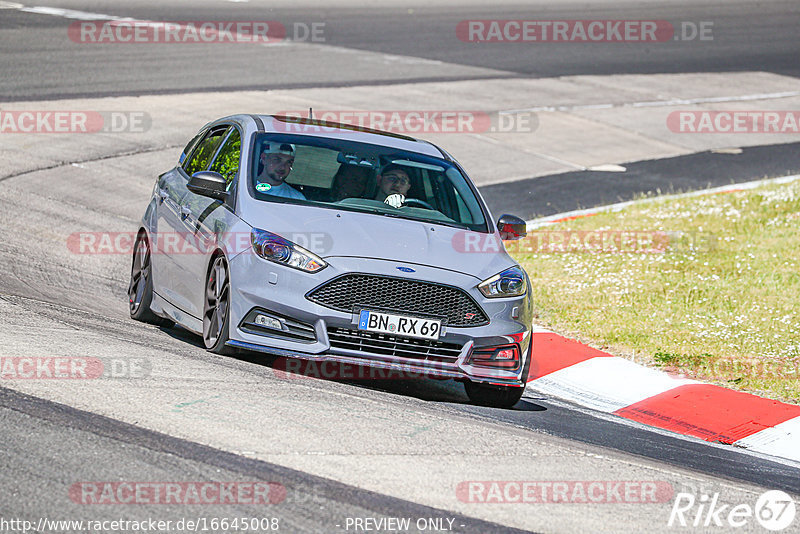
<box><xmin>180</xmin><ymin>205</ymin><xmax>192</xmax><ymax>220</ymax></box>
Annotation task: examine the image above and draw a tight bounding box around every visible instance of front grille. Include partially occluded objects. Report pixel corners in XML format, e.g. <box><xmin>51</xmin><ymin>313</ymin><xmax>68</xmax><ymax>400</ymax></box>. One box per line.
<box><xmin>328</xmin><ymin>327</ymin><xmax>463</xmax><ymax>363</ymax></box>
<box><xmin>307</xmin><ymin>274</ymin><xmax>489</xmax><ymax>327</ymax></box>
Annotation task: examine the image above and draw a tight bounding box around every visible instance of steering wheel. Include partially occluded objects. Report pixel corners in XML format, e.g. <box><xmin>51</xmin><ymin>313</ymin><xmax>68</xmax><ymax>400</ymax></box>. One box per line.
<box><xmin>401</xmin><ymin>198</ymin><xmax>435</xmax><ymax>210</ymax></box>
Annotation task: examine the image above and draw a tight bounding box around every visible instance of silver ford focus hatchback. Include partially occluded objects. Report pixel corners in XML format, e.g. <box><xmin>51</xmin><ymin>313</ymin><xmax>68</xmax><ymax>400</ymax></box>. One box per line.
<box><xmin>129</xmin><ymin>114</ymin><xmax>533</xmax><ymax>407</ymax></box>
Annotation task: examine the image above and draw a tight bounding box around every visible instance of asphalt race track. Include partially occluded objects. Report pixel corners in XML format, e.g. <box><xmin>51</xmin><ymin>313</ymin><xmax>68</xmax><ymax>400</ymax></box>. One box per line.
<box><xmin>2</xmin><ymin>0</ymin><xmax>799</xmax><ymax>100</ymax></box>
<box><xmin>1</xmin><ymin>1</ymin><xmax>799</xmax><ymax>533</ymax></box>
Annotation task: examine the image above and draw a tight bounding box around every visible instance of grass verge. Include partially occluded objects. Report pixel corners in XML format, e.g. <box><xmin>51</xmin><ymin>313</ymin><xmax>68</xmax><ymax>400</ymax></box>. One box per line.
<box><xmin>512</xmin><ymin>177</ymin><xmax>800</xmax><ymax>403</ymax></box>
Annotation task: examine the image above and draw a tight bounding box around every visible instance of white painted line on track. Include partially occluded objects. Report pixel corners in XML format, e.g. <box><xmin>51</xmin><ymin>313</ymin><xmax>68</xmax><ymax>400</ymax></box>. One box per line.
<box><xmin>19</xmin><ymin>5</ymin><xmax>130</xmax><ymax>20</ymax></box>
<box><xmin>526</xmin><ymin>173</ymin><xmax>800</xmax><ymax>228</ymax></box>
<box><xmin>630</xmin><ymin>91</ymin><xmax>800</xmax><ymax>108</ymax></box>
<box><xmin>471</xmin><ymin>132</ymin><xmax>587</xmax><ymax>171</ymax></box>
<box><xmin>9</xmin><ymin>3</ymin><xmax>449</xmax><ymax>60</ymax></box>
<box><xmin>503</xmin><ymin>90</ymin><xmax>800</xmax><ymax>115</ymax></box>
<box><xmin>587</xmin><ymin>163</ymin><xmax>626</xmax><ymax>172</ymax></box>
<box><xmin>10</xmin><ymin>3</ymin><xmax>291</xmax><ymax>47</ymax></box>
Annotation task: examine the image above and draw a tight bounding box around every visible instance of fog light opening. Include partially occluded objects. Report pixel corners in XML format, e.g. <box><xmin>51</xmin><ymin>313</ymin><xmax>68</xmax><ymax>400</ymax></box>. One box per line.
<box><xmin>494</xmin><ymin>347</ymin><xmax>516</xmax><ymax>360</ymax></box>
<box><xmin>468</xmin><ymin>344</ymin><xmax>521</xmax><ymax>370</ymax></box>
<box><xmin>254</xmin><ymin>314</ymin><xmax>284</xmax><ymax>331</ymax></box>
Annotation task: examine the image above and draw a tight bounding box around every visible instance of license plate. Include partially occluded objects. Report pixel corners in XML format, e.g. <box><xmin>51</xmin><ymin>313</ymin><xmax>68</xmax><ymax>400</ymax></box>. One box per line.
<box><xmin>358</xmin><ymin>310</ymin><xmax>442</xmax><ymax>340</ymax></box>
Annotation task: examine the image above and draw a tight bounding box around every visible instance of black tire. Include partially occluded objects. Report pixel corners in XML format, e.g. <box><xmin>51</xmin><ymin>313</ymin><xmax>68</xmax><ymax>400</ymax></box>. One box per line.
<box><xmin>464</xmin><ymin>381</ymin><xmax>525</xmax><ymax>408</ymax></box>
<box><xmin>128</xmin><ymin>232</ymin><xmax>174</xmax><ymax>327</ymax></box>
<box><xmin>202</xmin><ymin>255</ymin><xmax>234</xmax><ymax>355</ymax></box>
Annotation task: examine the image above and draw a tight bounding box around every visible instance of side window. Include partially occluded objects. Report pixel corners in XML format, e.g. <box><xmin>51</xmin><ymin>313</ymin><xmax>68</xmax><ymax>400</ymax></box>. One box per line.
<box><xmin>454</xmin><ymin>190</ymin><xmax>473</xmax><ymax>223</ymax></box>
<box><xmin>179</xmin><ymin>130</ymin><xmax>205</xmax><ymax>165</ymax></box>
<box><xmin>183</xmin><ymin>128</ymin><xmax>227</xmax><ymax>176</ymax></box>
<box><xmin>422</xmin><ymin>172</ymin><xmax>435</xmax><ymax>200</ymax></box>
<box><xmin>209</xmin><ymin>128</ymin><xmax>241</xmax><ymax>189</ymax></box>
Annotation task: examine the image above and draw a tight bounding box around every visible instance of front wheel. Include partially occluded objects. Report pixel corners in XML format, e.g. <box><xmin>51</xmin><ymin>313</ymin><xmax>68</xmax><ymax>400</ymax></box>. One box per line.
<box><xmin>203</xmin><ymin>255</ymin><xmax>234</xmax><ymax>355</ymax></box>
<box><xmin>464</xmin><ymin>381</ymin><xmax>525</xmax><ymax>408</ymax></box>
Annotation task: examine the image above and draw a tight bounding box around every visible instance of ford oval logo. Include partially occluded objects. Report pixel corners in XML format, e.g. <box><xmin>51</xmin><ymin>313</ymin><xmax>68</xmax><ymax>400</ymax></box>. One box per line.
<box><xmin>396</xmin><ymin>266</ymin><xmax>415</xmax><ymax>273</ymax></box>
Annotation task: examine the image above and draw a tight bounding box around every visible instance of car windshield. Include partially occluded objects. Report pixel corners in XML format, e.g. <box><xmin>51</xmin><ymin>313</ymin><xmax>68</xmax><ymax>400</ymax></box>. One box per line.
<box><xmin>250</xmin><ymin>133</ymin><xmax>489</xmax><ymax>232</ymax></box>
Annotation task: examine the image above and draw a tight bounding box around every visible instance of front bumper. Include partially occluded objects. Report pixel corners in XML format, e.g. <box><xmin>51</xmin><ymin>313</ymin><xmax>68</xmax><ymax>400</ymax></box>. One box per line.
<box><xmin>227</xmin><ymin>253</ymin><xmax>533</xmax><ymax>386</ymax></box>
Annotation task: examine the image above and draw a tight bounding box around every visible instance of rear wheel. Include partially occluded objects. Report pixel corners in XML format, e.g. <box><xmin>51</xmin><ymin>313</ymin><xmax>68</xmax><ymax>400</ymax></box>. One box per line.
<box><xmin>464</xmin><ymin>381</ymin><xmax>524</xmax><ymax>408</ymax></box>
<box><xmin>128</xmin><ymin>232</ymin><xmax>173</xmax><ymax>327</ymax></box>
<box><xmin>203</xmin><ymin>255</ymin><xmax>234</xmax><ymax>355</ymax></box>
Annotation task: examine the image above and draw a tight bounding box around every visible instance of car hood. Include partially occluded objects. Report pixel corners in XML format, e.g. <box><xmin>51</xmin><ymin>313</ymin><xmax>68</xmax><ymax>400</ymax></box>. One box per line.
<box><xmin>240</xmin><ymin>203</ymin><xmax>516</xmax><ymax>281</ymax></box>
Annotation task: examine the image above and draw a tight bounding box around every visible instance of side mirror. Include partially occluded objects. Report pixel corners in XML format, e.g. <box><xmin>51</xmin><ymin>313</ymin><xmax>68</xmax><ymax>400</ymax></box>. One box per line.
<box><xmin>497</xmin><ymin>214</ymin><xmax>527</xmax><ymax>241</ymax></box>
<box><xmin>188</xmin><ymin>171</ymin><xmax>228</xmax><ymax>201</ymax></box>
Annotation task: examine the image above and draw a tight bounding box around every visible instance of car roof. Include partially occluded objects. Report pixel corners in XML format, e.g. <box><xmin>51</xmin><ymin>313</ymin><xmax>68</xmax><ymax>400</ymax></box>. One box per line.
<box><xmin>240</xmin><ymin>114</ymin><xmax>448</xmax><ymax>160</ymax></box>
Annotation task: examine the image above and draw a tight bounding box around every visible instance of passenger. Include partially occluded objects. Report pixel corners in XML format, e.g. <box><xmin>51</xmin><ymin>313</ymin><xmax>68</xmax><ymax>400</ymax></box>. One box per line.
<box><xmin>331</xmin><ymin>164</ymin><xmax>371</xmax><ymax>201</ymax></box>
<box><xmin>254</xmin><ymin>142</ymin><xmax>306</xmax><ymax>200</ymax></box>
<box><xmin>374</xmin><ymin>164</ymin><xmax>411</xmax><ymax>208</ymax></box>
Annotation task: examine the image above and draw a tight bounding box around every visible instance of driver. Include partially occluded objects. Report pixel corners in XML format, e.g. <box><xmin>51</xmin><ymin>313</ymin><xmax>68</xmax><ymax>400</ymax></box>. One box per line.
<box><xmin>374</xmin><ymin>164</ymin><xmax>411</xmax><ymax>208</ymax></box>
<box><xmin>255</xmin><ymin>142</ymin><xmax>306</xmax><ymax>200</ymax></box>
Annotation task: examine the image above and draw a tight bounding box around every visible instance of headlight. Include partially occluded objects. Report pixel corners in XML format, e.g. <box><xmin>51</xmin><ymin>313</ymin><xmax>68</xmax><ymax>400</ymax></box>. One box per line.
<box><xmin>251</xmin><ymin>228</ymin><xmax>327</xmax><ymax>273</ymax></box>
<box><xmin>478</xmin><ymin>266</ymin><xmax>527</xmax><ymax>298</ymax></box>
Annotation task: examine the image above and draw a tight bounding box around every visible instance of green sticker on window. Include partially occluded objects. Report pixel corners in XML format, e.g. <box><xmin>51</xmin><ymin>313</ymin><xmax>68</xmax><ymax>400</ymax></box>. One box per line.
<box><xmin>255</xmin><ymin>182</ymin><xmax>271</xmax><ymax>192</ymax></box>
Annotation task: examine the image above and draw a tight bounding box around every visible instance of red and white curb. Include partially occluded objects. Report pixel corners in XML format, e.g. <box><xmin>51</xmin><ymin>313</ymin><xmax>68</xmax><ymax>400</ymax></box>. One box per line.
<box><xmin>523</xmin><ymin>329</ymin><xmax>800</xmax><ymax>463</ymax></box>
<box><xmin>521</xmin><ymin>175</ymin><xmax>800</xmax><ymax>464</ymax></box>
